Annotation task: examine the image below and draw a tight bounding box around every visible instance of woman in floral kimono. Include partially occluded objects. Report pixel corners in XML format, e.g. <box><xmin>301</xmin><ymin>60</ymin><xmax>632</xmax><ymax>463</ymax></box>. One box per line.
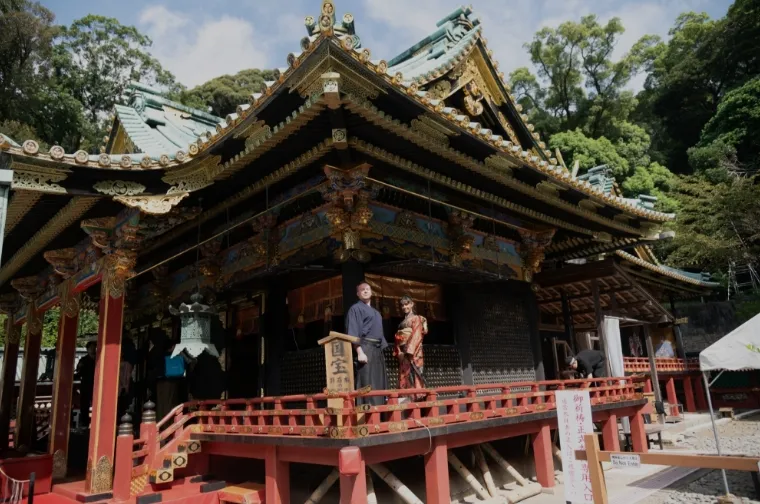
<box><xmin>394</xmin><ymin>296</ymin><xmax>427</xmax><ymax>400</ymax></box>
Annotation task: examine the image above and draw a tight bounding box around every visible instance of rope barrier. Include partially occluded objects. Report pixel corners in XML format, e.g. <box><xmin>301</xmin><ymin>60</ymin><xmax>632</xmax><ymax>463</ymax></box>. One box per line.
<box><xmin>0</xmin><ymin>467</ymin><xmax>34</xmax><ymax>504</ymax></box>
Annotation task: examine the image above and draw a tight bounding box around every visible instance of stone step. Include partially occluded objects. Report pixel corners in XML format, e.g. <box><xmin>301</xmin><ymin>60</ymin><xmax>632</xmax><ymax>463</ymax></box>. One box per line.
<box><xmin>218</xmin><ymin>482</ymin><xmax>265</xmax><ymax>504</ymax></box>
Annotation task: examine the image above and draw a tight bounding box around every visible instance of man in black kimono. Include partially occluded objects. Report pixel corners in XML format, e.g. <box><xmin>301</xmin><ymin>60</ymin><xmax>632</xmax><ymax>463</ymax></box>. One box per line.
<box><xmin>345</xmin><ymin>282</ymin><xmax>387</xmax><ymax>406</ymax></box>
<box><xmin>566</xmin><ymin>349</ymin><xmax>607</xmax><ymax>379</ymax></box>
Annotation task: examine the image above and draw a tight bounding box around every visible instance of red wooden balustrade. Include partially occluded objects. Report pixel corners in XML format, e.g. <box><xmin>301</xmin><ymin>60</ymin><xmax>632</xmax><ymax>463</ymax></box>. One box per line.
<box><xmin>623</xmin><ymin>357</ymin><xmax>700</xmax><ymax>374</ymax></box>
<box><xmin>143</xmin><ymin>378</ymin><xmax>641</xmax><ymax>441</ymax></box>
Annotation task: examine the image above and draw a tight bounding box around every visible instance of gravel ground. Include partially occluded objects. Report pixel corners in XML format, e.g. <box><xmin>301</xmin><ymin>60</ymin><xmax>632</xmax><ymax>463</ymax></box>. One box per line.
<box><xmin>638</xmin><ymin>416</ymin><xmax>760</xmax><ymax>504</ymax></box>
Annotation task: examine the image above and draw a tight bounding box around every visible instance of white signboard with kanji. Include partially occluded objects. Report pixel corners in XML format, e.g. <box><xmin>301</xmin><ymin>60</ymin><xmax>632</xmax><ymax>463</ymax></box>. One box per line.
<box><xmin>556</xmin><ymin>390</ymin><xmax>594</xmax><ymax>503</ymax></box>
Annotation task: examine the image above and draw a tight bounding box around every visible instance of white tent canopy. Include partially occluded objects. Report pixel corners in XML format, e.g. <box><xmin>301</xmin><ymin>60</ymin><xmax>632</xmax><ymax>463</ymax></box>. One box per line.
<box><xmin>700</xmin><ymin>312</ymin><xmax>760</xmax><ymax>372</ymax></box>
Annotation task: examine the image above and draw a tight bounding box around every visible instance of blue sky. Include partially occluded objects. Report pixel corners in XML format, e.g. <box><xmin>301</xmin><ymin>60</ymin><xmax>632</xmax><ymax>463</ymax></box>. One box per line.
<box><xmin>42</xmin><ymin>0</ymin><xmax>733</xmax><ymax>89</ymax></box>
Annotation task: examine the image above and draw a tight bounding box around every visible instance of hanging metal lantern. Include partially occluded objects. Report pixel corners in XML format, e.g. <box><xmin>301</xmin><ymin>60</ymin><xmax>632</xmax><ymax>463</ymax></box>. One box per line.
<box><xmin>169</xmin><ymin>292</ymin><xmax>219</xmax><ymax>358</ymax></box>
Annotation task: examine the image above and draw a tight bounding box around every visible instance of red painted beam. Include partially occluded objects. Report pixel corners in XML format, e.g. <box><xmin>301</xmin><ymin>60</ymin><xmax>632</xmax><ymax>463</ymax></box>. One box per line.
<box><xmin>49</xmin><ymin>299</ymin><xmax>79</xmax><ymax>478</ymax></box>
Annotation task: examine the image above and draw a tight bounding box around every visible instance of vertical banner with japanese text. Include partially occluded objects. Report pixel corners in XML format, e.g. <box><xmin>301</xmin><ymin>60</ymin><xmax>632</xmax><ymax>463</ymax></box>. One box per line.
<box><xmin>556</xmin><ymin>389</ymin><xmax>594</xmax><ymax>503</ymax></box>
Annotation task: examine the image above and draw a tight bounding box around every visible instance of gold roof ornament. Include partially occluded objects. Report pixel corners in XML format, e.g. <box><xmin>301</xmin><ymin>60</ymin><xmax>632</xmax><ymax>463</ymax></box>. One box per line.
<box><xmin>304</xmin><ymin>0</ymin><xmax>360</xmax><ymax>48</ymax></box>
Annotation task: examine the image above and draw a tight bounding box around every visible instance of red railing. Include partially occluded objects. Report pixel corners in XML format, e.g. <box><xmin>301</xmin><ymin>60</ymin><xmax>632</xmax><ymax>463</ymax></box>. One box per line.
<box><xmin>112</xmin><ymin>378</ymin><xmax>646</xmax><ymax>499</ymax></box>
<box><xmin>154</xmin><ymin>377</ymin><xmax>643</xmax><ymax>441</ymax></box>
<box><xmin>623</xmin><ymin>357</ymin><xmax>699</xmax><ymax>374</ymax></box>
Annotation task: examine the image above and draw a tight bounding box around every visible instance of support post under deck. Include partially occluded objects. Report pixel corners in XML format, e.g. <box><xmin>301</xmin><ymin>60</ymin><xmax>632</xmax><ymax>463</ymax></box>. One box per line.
<box><xmin>265</xmin><ymin>445</ymin><xmax>290</xmax><ymax>504</ymax></box>
<box><xmin>339</xmin><ymin>447</ymin><xmax>366</xmax><ymax>504</ymax></box>
<box><xmin>683</xmin><ymin>376</ymin><xmax>696</xmax><ymax>413</ymax></box>
<box><xmin>532</xmin><ymin>423</ymin><xmax>555</xmax><ymax>489</ymax></box>
<box><xmin>629</xmin><ymin>407</ymin><xmax>648</xmax><ymax>453</ymax></box>
<box><xmin>666</xmin><ymin>377</ymin><xmax>679</xmax><ymax>417</ymax></box>
<box><xmin>602</xmin><ymin>413</ymin><xmax>620</xmax><ymax>452</ymax></box>
<box><xmin>424</xmin><ymin>437</ymin><xmax>450</xmax><ymax>504</ymax></box>
<box><xmin>694</xmin><ymin>374</ymin><xmax>708</xmax><ymax>411</ymax></box>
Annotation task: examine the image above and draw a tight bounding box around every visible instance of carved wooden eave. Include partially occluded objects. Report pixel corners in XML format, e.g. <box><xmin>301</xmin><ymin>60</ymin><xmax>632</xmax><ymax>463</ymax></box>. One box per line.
<box><xmin>114</xmin><ymin>193</ymin><xmax>189</xmax><ymax>215</ymax></box>
<box><xmin>43</xmin><ymin>248</ymin><xmax>78</xmax><ymax>279</ymax></box>
<box><xmin>0</xmin><ymin>196</ymin><xmax>99</xmax><ymax>288</ymax></box>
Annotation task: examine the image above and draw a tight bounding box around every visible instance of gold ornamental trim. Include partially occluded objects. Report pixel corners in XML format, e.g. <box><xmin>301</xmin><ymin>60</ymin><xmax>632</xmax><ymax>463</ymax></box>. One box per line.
<box><xmin>335</xmin><ymin>39</ymin><xmax>672</xmax><ymax>223</ymax></box>
<box><xmin>163</xmin><ymin>155</ymin><xmax>222</xmax><ymax>194</ymax></box>
<box><xmin>219</xmin><ymin>98</ymin><xmax>325</xmax><ymax>180</ymax></box>
<box><xmin>142</xmin><ymin>139</ymin><xmax>334</xmax><ymax>255</ymax></box>
<box><xmin>350</xmin><ymin>138</ymin><xmax>594</xmax><ymax>237</ymax></box>
<box><xmin>344</xmin><ymin>97</ymin><xmax>660</xmax><ymax>235</ymax></box>
<box><xmin>11</xmin><ymin>163</ymin><xmax>70</xmax><ymax>194</ymax></box>
<box><xmin>0</xmin><ymin>196</ymin><xmax>99</xmax><ymax>287</ymax></box>
<box><xmin>93</xmin><ymin>180</ymin><xmax>146</xmax><ymax>197</ymax></box>
<box><xmin>114</xmin><ymin>193</ymin><xmax>188</xmax><ymax>215</ymax></box>
<box><xmin>90</xmin><ymin>456</ymin><xmax>113</xmax><ymax>494</ymax></box>
<box><xmin>52</xmin><ymin>449</ymin><xmax>67</xmax><ymax>479</ymax></box>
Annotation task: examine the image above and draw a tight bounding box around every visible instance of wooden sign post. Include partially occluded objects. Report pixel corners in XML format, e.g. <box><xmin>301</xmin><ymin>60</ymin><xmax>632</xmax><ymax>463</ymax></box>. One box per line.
<box><xmin>318</xmin><ymin>331</ymin><xmax>359</xmax><ymax>410</ymax></box>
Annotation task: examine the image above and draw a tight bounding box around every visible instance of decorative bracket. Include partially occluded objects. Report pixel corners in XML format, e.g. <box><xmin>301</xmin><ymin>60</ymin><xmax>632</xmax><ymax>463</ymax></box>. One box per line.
<box><xmin>518</xmin><ymin>228</ymin><xmax>556</xmax><ymax>280</ymax></box>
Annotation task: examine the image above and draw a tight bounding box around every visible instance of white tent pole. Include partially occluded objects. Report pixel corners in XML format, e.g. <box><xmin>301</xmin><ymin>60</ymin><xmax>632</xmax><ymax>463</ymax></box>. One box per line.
<box><xmin>702</xmin><ymin>371</ymin><xmax>730</xmax><ymax>497</ymax></box>
<box><xmin>709</xmin><ymin>369</ymin><xmax>726</xmax><ymax>388</ymax></box>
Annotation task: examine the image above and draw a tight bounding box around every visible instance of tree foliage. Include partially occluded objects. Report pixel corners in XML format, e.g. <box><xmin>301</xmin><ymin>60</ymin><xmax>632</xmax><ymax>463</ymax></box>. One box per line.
<box><xmin>0</xmin><ymin>4</ymin><xmax>181</xmax><ymax>152</ymax></box>
<box><xmin>173</xmin><ymin>69</ymin><xmax>278</xmax><ymax>117</ymax></box>
<box><xmin>0</xmin><ymin>308</ymin><xmax>98</xmax><ymax>348</ymax></box>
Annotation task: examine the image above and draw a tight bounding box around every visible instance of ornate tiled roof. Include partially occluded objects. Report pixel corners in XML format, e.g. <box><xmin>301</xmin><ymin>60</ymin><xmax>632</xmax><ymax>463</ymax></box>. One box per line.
<box><xmin>616</xmin><ymin>250</ymin><xmax>718</xmax><ymax>288</ymax></box>
<box><xmin>388</xmin><ymin>7</ymin><xmax>482</xmax><ymax>84</ymax></box>
<box><xmin>577</xmin><ymin>165</ymin><xmax>616</xmax><ymax>196</ymax></box>
<box><xmin>0</xmin><ymin>1</ymin><xmax>677</xmax><ymax>224</ymax></box>
<box><xmin>110</xmin><ymin>82</ymin><xmax>222</xmax><ymax>155</ymax></box>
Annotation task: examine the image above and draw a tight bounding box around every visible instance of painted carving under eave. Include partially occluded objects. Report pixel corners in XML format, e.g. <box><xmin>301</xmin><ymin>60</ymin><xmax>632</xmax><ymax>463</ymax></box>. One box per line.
<box><xmin>114</xmin><ymin>193</ymin><xmax>189</xmax><ymax>215</ymax></box>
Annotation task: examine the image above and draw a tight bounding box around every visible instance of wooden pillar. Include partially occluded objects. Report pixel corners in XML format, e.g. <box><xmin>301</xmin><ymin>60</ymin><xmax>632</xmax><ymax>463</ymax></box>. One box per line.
<box><xmin>531</xmin><ymin>424</ymin><xmax>555</xmax><ymax>488</ymax></box>
<box><xmin>669</xmin><ymin>297</ymin><xmax>686</xmax><ymax>359</ymax></box>
<box><xmin>424</xmin><ymin>437</ymin><xmax>450</xmax><ymax>504</ymax></box>
<box><xmin>643</xmin><ymin>325</ymin><xmax>663</xmax><ymax>406</ymax></box>
<box><xmin>338</xmin><ymin>447</ymin><xmax>366</xmax><ymax>504</ymax></box>
<box><xmin>629</xmin><ymin>407</ymin><xmax>648</xmax><ymax>453</ymax></box>
<box><xmin>602</xmin><ymin>413</ymin><xmax>620</xmax><ymax>452</ymax></box>
<box><xmin>265</xmin><ymin>445</ymin><xmax>290</xmax><ymax>504</ymax></box>
<box><xmin>591</xmin><ymin>279</ymin><xmax>609</xmax><ymax>375</ymax></box>
<box><xmin>644</xmin><ymin>378</ymin><xmax>653</xmax><ymax>393</ymax></box>
<box><xmin>85</xmin><ymin>265</ymin><xmax>127</xmax><ymax>494</ymax></box>
<box><xmin>560</xmin><ymin>290</ymin><xmax>576</xmax><ymax>353</ymax></box>
<box><xmin>0</xmin><ymin>314</ymin><xmax>21</xmax><ymax>452</ymax></box>
<box><xmin>665</xmin><ymin>377</ymin><xmax>678</xmax><ymax>416</ymax></box>
<box><xmin>682</xmin><ymin>376</ymin><xmax>696</xmax><ymax>413</ymax></box>
<box><xmin>15</xmin><ymin>302</ymin><xmax>44</xmax><ymax>453</ymax></box>
<box><xmin>694</xmin><ymin>374</ymin><xmax>708</xmax><ymax>411</ymax></box>
<box><xmin>50</xmin><ymin>290</ymin><xmax>80</xmax><ymax>479</ymax></box>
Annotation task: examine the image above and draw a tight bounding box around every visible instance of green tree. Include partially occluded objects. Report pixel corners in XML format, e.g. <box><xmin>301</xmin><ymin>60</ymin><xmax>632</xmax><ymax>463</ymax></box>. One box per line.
<box><xmin>0</xmin><ymin>308</ymin><xmax>99</xmax><ymax>347</ymax></box>
<box><xmin>54</xmin><ymin>15</ymin><xmax>182</xmax><ymax>150</ymax></box>
<box><xmin>174</xmin><ymin>68</ymin><xmax>277</xmax><ymax>117</ymax></box>
<box><xmin>658</xmin><ymin>175</ymin><xmax>760</xmax><ymax>271</ymax></box>
<box><xmin>513</xmin><ymin>15</ymin><xmax>658</xmax><ymax>140</ymax></box>
<box><xmin>696</xmin><ymin>77</ymin><xmax>760</xmax><ymax>174</ymax></box>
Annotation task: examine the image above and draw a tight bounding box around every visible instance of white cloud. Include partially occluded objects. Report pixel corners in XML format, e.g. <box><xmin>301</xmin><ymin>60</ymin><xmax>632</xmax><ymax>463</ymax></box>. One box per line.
<box><xmin>139</xmin><ymin>5</ymin><xmax>270</xmax><ymax>87</ymax></box>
